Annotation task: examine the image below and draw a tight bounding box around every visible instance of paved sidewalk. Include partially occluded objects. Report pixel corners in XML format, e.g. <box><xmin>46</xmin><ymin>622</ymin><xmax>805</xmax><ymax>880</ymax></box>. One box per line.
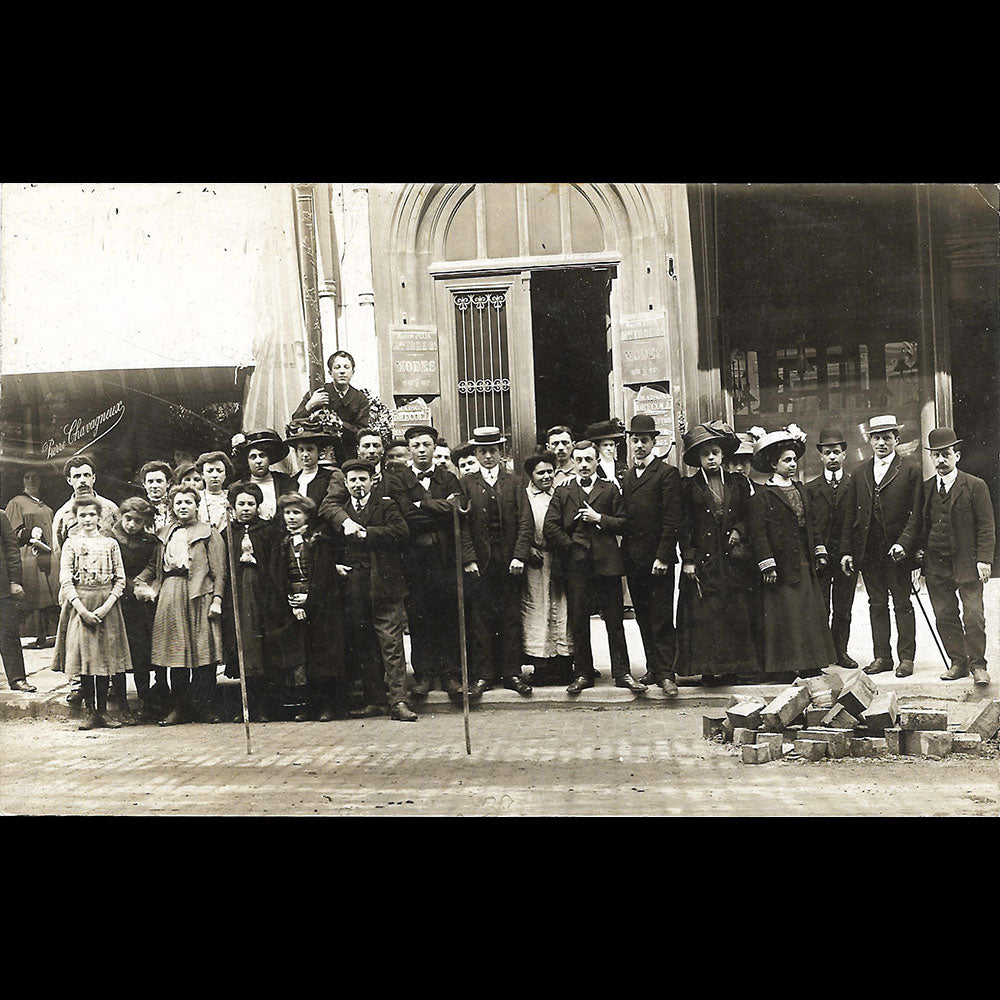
<box><xmin>3</xmin><ymin>579</ymin><xmax>997</xmax><ymax>719</ymax></box>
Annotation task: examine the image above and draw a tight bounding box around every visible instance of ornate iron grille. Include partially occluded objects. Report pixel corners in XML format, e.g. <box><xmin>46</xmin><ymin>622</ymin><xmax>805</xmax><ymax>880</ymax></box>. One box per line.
<box><xmin>454</xmin><ymin>290</ymin><xmax>512</xmax><ymax>444</ymax></box>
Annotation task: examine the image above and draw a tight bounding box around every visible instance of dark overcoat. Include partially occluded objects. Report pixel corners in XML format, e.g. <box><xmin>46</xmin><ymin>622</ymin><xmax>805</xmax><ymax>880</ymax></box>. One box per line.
<box><xmin>543</xmin><ymin>478</ymin><xmax>627</xmax><ymax>577</ymax></box>
<box><xmin>621</xmin><ymin>455</ymin><xmax>681</xmax><ymax>569</ymax></box>
<box><xmin>331</xmin><ymin>491</ymin><xmax>410</xmax><ymax>604</ymax></box>
<box><xmin>678</xmin><ymin>471</ymin><xmax>752</xmax><ymax>595</ymax></box>
<box><xmin>805</xmin><ymin>471</ymin><xmax>853</xmax><ymax>565</ymax></box>
<box><xmin>748</xmin><ymin>480</ymin><xmax>825</xmax><ymax>586</ymax></box>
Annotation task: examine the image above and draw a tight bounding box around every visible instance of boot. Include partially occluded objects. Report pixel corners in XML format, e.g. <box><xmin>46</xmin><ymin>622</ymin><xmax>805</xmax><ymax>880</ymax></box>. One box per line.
<box><xmin>79</xmin><ymin>710</ymin><xmax>101</xmax><ymax>731</ymax></box>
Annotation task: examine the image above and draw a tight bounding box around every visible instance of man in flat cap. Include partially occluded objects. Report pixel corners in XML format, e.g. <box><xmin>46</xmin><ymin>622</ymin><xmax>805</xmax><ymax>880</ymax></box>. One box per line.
<box><xmin>839</xmin><ymin>415</ymin><xmax>923</xmax><ymax>677</ymax></box>
<box><xmin>915</xmin><ymin>428</ymin><xmax>995</xmax><ymax>685</ymax></box>
<box><xmin>806</xmin><ymin>428</ymin><xmax>859</xmax><ymax>669</ymax></box>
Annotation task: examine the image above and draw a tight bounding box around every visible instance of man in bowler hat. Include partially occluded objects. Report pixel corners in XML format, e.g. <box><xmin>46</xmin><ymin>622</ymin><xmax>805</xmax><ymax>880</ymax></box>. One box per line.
<box><xmin>839</xmin><ymin>415</ymin><xmax>923</xmax><ymax>677</ymax></box>
<box><xmin>915</xmin><ymin>428</ymin><xmax>995</xmax><ymax>685</ymax></box>
<box><xmin>621</xmin><ymin>414</ymin><xmax>681</xmax><ymax>695</ymax></box>
<box><xmin>806</xmin><ymin>428</ymin><xmax>859</xmax><ymax>669</ymax></box>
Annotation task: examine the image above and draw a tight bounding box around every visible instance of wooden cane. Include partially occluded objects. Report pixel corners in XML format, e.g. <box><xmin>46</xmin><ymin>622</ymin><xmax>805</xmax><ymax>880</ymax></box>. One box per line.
<box><xmin>452</xmin><ymin>501</ymin><xmax>472</xmax><ymax>755</ymax></box>
<box><xmin>225</xmin><ymin>508</ymin><xmax>253</xmax><ymax>755</ymax></box>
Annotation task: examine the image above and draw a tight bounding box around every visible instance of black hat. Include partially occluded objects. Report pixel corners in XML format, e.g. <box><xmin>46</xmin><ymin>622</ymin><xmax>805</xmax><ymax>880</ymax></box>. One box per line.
<box><xmin>404</xmin><ymin>424</ymin><xmax>439</xmax><ymax>443</ymax></box>
<box><xmin>627</xmin><ymin>414</ymin><xmax>658</xmax><ymax>436</ymax></box>
<box><xmin>682</xmin><ymin>423</ymin><xmax>739</xmax><ymax>467</ymax></box>
<box><xmin>232</xmin><ymin>429</ymin><xmax>289</xmax><ymax>464</ymax></box>
<box><xmin>925</xmin><ymin>427</ymin><xmax>963</xmax><ymax>451</ymax></box>
<box><xmin>341</xmin><ymin>458</ymin><xmax>376</xmax><ymax>477</ymax></box>
<box><xmin>584</xmin><ymin>418</ymin><xmax>626</xmax><ymax>442</ymax></box>
<box><xmin>283</xmin><ymin>419</ymin><xmax>340</xmax><ymax>448</ymax></box>
<box><xmin>469</xmin><ymin>426</ymin><xmax>507</xmax><ymax>447</ymax></box>
<box><xmin>816</xmin><ymin>427</ymin><xmax>847</xmax><ymax>448</ymax></box>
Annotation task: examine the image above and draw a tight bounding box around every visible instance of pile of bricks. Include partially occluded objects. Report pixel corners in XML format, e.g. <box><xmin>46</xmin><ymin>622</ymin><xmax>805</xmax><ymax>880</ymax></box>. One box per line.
<box><xmin>701</xmin><ymin>671</ymin><xmax>1000</xmax><ymax>765</ymax></box>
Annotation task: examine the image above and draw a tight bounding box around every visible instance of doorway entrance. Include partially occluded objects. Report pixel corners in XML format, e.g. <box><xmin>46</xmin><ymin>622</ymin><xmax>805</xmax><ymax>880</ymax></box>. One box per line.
<box><xmin>529</xmin><ymin>267</ymin><xmax>612</xmax><ymax>443</ymax></box>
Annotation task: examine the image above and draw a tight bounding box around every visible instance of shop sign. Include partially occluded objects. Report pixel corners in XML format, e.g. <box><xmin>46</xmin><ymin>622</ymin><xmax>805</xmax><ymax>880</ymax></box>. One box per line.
<box><xmin>390</xmin><ymin>325</ymin><xmax>440</xmax><ymax>396</ymax></box>
<box><xmin>620</xmin><ymin>312</ymin><xmax>669</xmax><ymax>384</ymax></box>
<box><xmin>39</xmin><ymin>399</ymin><xmax>126</xmax><ymax>459</ymax></box>
<box><xmin>632</xmin><ymin>384</ymin><xmax>675</xmax><ymax>452</ymax></box>
<box><xmin>391</xmin><ymin>397</ymin><xmax>433</xmax><ymax>439</ymax></box>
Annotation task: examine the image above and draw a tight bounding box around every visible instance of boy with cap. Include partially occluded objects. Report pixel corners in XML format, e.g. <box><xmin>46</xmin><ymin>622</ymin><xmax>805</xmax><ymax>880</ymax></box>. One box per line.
<box><xmin>806</xmin><ymin>428</ymin><xmax>859</xmax><ymax>669</ymax></box>
<box><xmin>839</xmin><ymin>415</ymin><xmax>923</xmax><ymax>677</ymax></box>
<box><xmin>915</xmin><ymin>428</ymin><xmax>995</xmax><ymax>685</ymax></box>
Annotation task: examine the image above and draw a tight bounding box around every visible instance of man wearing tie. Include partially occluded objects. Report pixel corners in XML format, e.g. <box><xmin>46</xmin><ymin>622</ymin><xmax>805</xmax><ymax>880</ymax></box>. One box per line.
<box><xmin>839</xmin><ymin>415</ymin><xmax>923</xmax><ymax>677</ymax></box>
<box><xmin>543</xmin><ymin>440</ymin><xmax>645</xmax><ymax>695</ymax></box>
<box><xmin>805</xmin><ymin>428</ymin><xmax>859</xmax><ymax>669</ymax></box>
<box><xmin>621</xmin><ymin>415</ymin><xmax>681</xmax><ymax>696</ymax></box>
<box><xmin>915</xmin><ymin>428</ymin><xmax>995</xmax><ymax>685</ymax></box>
<box><xmin>396</xmin><ymin>425</ymin><xmax>465</xmax><ymax>701</ymax></box>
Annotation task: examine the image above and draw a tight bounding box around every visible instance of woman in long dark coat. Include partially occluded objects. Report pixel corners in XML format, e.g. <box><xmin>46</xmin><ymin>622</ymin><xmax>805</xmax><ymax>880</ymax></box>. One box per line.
<box><xmin>676</xmin><ymin>423</ymin><xmax>759</xmax><ymax>683</ymax></box>
<box><xmin>747</xmin><ymin>428</ymin><xmax>836</xmax><ymax>680</ymax></box>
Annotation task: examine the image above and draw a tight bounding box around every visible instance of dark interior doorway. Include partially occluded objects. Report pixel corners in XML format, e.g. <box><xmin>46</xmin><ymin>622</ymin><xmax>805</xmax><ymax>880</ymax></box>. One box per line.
<box><xmin>530</xmin><ymin>267</ymin><xmax>611</xmax><ymax>443</ymax></box>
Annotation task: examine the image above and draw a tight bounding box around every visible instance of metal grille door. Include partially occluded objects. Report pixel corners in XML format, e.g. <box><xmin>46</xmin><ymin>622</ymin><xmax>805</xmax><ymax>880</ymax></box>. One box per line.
<box><xmin>454</xmin><ymin>290</ymin><xmax>512</xmax><ymax>442</ymax></box>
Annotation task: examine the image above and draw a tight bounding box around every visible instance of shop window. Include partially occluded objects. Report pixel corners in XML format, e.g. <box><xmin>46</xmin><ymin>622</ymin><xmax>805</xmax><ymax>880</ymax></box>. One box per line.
<box><xmin>454</xmin><ymin>290</ymin><xmax>512</xmax><ymax>444</ymax></box>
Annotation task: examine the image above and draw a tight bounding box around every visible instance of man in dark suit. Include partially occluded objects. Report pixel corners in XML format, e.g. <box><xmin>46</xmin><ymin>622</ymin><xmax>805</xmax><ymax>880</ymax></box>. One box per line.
<box><xmin>333</xmin><ymin>459</ymin><xmax>417</xmax><ymax>722</ymax></box>
<box><xmin>839</xmin><ymin>415</ymin><xmax>923</xmax><ymax>677</ymax></box>
<box><xmin>915</xmin><ymin>428</ymin><xmax>995</xmax><ymax>685</ymax></box>
<box><xmin>621</xmin><ymin>415</ymin><xmax>681</xmax><ymax>696</ymax></box>
<box><xmin>1</xmin><ymin>511</ymin><xmax>35</xmax><ymax>693</ymax></box>
<box><xmin>459</xmin><ymin>426</ymin><xmax>534</xmax><ymax>696</ymax></box>
<box><xmin>544</xmin><ymin>440</ymin><xmax>645</xmax><ymax>695</ymax></box>
<box><xmin>396</xmin><ymin>425</ymin><xmax>464</xmax><ymax>701</ymax></box>
<box><xmin>805</xmin><ymin>428</ymin><xmax>859</xmax><ymax>669</ymax></box>
<box><xmin>291</xmin><ymin>350</ymin><xmax>372</xmax><ymax>462</ymax></box>
<box><xmin>586</xmin><ymin>419</ymin><xmax>629</xmax><ymax>493</ymax></box>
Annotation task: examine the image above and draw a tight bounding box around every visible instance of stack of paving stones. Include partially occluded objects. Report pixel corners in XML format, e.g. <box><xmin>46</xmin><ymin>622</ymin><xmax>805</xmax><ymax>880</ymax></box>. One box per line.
<box><xmin>701</xmin><ymin>670</ymin><xmax>1000</xmax><ymax>765</ymax></box>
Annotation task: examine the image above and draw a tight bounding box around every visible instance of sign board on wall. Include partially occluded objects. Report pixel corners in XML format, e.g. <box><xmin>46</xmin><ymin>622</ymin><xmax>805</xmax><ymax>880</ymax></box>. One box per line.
<box><xmin>620</xmin><ymin>312</ymin><xmax>670</xmax><ymax>385</ymax></box>
<box><xmin>391</xmin><ymin>397</ymin><xmax>433</xmax><ymax>440</ymax></box>
<box><xmin>390</xmin><ymin>326</ymin><xmax>440</xmax><ymax>397</ymax></box>
<box><xmin>632</xmin><ymin>383</ymin><xmax>675</xmax><ymax>455</ymax></box>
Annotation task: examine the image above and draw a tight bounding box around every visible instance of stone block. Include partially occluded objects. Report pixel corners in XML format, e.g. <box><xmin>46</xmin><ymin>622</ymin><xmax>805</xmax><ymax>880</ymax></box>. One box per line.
<box><xmin>862</xmin><ymin>691</ymin><xmax>899</xmax><ymax>732</ymax></box>
<box><xmin>837</xmin><ymin>678</ymin><xmax>874</xmax><ymax>717</ymax></box>
<box><xmin>722</xmin><ymin>717</ymin><xmax>735</xmax><ymax>741</ymax></box>
<box><xmin>952</xmin><ymin>732</ymin><xmax>984</xmax><ymax>755</ymax></box>
<box><xmin>900</xmin><ymin>730</ymin><xmax>954</xmax><ymax>757</ymax></box>
<box><xmin>885</xmin><ymin>728</ymin><xmax>902</xmax><ymax>754</ymax></box>
<box><xmin>726</xmin><ymin>701</ymin><xmax>765</xmax><ymax>731</ymax></box>
<box><xmin>898</xmin><ymin>709</ymin><xmax>948</xmax><ymax>732</ymax></box>
<box><xmin>850</xmin><ymin>737</ymin><xmax>889</xmax><ymax>758</ymax></box>
<box><xmin>760</xmin><ymin>686</ymin><xmax>812</xmax><ymax>731</ymax></box>
<box><xmin>805</xmin><ymin>707</ymin><xmax>829</xmax><ymax>727</ymax></box>
<box><xmin>756</xmin><ymin>732</ymin><xmax>784</xmax><ymax>756</ymax></box>
<box><xmin>794</xmin><ymin>739</ymin><xmax>828</xmax><ymax>761</ymax></box>
<box><xmin>796</xmin><ymin>672</ymin><xmax>844</xmax><ymax>709</ymax></box>
<box><xmin>839</xmin><ymin>668</ymin><xmax>878</xmax><ymax>697</ymax></box>
<box><xmin>796</xmin><ymin>728</ymin><xmax>851</xmax><ymax>758</ymax></box>
<box><xmin>703</xmin><ymin>714</ymin><xmax>729</xmax><ymax>740</ymax></box>
<box><xmin>822</xmin><ymin>705</ymin><xmax>860</xmax><ymax>730</ymax></box>
<box><xmin>782</xmin><ymin>725</ymin><xmax>803</xmax><ymax>743</ymax></box>
<box><xmin>733</xmin><ymin>727</ymin><xmax>757</xmax><ymax>746</ymax></box>
<box><xmin>962</xmin><ymin>700</ymin><xmax>1000</xmax><ymax>740</ymax></box>
<box><xmin>741</xmin><ymin>742</ymin><xmax>774</xmax><ymax>764</ymax></box>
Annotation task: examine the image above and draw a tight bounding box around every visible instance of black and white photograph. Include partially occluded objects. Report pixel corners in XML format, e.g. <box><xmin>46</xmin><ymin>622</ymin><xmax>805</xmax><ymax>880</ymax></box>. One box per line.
<box><xmin>1</xmin><ymin>180</ymin><xmax>998</xmax><ymax>817</ymax></box>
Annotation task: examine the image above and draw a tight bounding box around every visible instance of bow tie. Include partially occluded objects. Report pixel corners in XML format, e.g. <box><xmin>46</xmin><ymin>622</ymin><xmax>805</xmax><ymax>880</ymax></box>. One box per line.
<box><xmin>634</xmin><ymin>461</ymin><xmax>645</xmax><ymax>471</ymax></box>
<box><xmin>580</xmin><ymin>477</ymin><xmax>593</xmax><ymax>488</ymax></box>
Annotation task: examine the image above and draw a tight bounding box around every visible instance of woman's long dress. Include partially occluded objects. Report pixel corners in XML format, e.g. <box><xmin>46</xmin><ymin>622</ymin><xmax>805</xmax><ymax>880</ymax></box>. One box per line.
<box><xmin>521</xmin><ymin>486</ymin><xmax>573</xmax><ymax>660</ymax></box>
<box><xmin>4</xmin><ymin>492</ymin><xmax>60</xmax><ymax>636</ymax></box>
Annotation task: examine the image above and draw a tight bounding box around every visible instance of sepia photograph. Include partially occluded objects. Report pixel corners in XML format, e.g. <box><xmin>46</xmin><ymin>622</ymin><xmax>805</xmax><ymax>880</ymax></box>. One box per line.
<box><xmin>1</xmin><ymin>180</ymin><xmax>997</xmax><ymax>817</ymax></box>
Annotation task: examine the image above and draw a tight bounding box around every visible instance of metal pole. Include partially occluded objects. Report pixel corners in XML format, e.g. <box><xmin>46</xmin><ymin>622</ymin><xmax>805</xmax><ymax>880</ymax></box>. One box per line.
<box><xmin>911</xmin><ymin>577</ymin><xmax>950</xmax><ymax>671</ymax></box>
<box><xmin>452</xmin><ymin>501</ymin><xmax>472</xmax><ymax>755</ymax></box>
<box><xmin>225</xmin><ymin>508</ymin><xmax>253</xmax><ymax>754</ymax></box>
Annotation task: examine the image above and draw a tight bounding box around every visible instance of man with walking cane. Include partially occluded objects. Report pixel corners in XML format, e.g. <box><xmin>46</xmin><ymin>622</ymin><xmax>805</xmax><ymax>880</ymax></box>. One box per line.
<box><xmin>913</xmin><ymin>428</ymin><xmax>995</xmax><ymax>686</ymax></box>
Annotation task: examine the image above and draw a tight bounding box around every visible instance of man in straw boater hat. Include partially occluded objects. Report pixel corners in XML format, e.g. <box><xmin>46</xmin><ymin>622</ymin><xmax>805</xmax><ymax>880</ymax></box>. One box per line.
<box><xmin>838</xmin><ymin>414</ymin><xmax>923</xmax><ymax>677</ymax></box>
<box><xmin>913</xmin><ymin>427</ymin><xmax>995</xmax><ymax>685</ymax></box>
<box><xmin>458</xmin><ymin>426</ymin><xmax>534</xmax><ymax>697</ymax></box>
<box><xmin>805</xmin><ymin>427</ymin><xmax>859</xmax><ymax>670</ymax></box>
<box><xmin>620</xmin><ymin>414</ymin><xmax>681</xmax><ymax>696</ymax></box>
<box><xmin>231</xmin><ymin>429</ymin><xmax>296</xmax><ymax>522</ymax></box>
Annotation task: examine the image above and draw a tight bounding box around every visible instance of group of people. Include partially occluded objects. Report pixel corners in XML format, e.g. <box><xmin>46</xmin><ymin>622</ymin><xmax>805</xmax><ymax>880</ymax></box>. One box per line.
<box><xmin>1</xmin><ymin>349</ymin><xmax>994</xmax><ymax>731</ymax></box>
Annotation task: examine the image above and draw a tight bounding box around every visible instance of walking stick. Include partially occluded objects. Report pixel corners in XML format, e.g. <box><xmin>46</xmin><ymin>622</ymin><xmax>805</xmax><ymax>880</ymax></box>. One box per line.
<box><xmin>911</xmin><ymin>576</ymin><xmax>950</xmax><ymax>671</ymax></box>
<box><xmin>225</xmin><ymin>509</ymin><xmax>253</xmax><ymax>755</ymax></box>
<box><xmin>452</xmin><ymin>501</ymin><xmax>472</xmax><ymax>756</ymax></box>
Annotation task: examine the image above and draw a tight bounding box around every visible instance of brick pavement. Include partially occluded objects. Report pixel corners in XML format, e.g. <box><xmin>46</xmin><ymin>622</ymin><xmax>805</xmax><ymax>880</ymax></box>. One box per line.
<box><xmin>1</xmin><ymin>708</ymin><xmax>996</xmax><ymax>816</ymax></box>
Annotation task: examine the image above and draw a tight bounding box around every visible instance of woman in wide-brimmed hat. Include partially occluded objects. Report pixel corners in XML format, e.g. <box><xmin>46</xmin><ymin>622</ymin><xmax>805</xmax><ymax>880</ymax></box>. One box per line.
<box><xmin>231</xmin><ymin>430</ymin><xmax>296</xmax><ymax>522</ymax></box>
<box><xmin>284</xmin><ymin>419</ymin><xmax>340</xmax><ymax>507</ymax></box>
<box><xmin>747</xmin><ymin>426</ymin><xmax>836</xmax><ymax>680</ymax></box>
<box><xmin>676</xmin><ymin>422</ymin><xmax>759</xmax><ymax>684</ymax></box>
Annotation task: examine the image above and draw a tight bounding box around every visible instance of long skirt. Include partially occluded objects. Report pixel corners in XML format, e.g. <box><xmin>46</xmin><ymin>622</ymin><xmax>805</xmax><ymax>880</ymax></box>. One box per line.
<box><xmin>760</xmin><ymin>554</ymin><xmax>836</xmax><ymax>674</ymax></box>
<box><xmin>522</xmin><ymin>555</ymin><xmax>572</xmax><ymax>659</ymax></box>
<box><xmin>151</xmin><ymin>576</ymin><xmax>223</xmax><ymax>669</ymax></box>
<box><xmin>120</xmin><ymin>594</ymin><xmax>154</xmax><ymax>674</ymax></box>
<box><xmin>222</xmin><ymin>567</ymin><xmax>269</xmax><ymax>679</ymax></box>
<box><xmin>55</xmin><ymin>584</ymin><xmax>133</xmax><ymax>677</ymax></box>
<box><xmin>676</xmin><ymin>574</ymin><xmax>758</xmax><ymax>677</ymax></box>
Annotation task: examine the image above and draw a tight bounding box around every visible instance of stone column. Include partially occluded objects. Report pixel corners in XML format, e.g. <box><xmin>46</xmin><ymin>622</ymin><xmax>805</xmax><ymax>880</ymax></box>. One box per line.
<box><xmin>340</xmin><ymin>184</ymin><xmax>380</xmax><ymax>397</ymax></box>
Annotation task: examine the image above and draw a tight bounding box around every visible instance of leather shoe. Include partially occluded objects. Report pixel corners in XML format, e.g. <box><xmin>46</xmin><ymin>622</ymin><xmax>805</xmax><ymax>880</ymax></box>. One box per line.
<box><xmin>639</xmin><ymin>672</ymin><xmax>655</xmax><ymax>686</ymax></box>
<box><xmin>941</xmin><ymin>663</ymin><xmax>970</xmax><ymax>681</ymax></box>
<box><xmin>659</xmin><ymin>677</ymin><xmax>679</xmax><ymax>697</ymax></box>
<box><xmin>78</xmin><ymin>711</ymin><xmax>100</xmax><ymax>731</ymax></box>
<box><xmin>895</xmin><ymin>659</ymin><xmax>914</xmax><ymax>678</ymax></box>
<box><xmin>837</xmin><ymin>654</ymin><xmax>860</xmax><ymax>670</ymax></box>
<box><xmin>11</xmin><ymin>679</ymin><xmax>36</xmax><ymax>692</ymax></box>
<box><xmin>442</xmin><ymin>676</ymin><xmax>464</xmax><ymax>699</ymax></box>
<box><xmin>390</xmin><ymin>701</ymin><xmax>418</xmax><ymax>722</ymax></box>
<box><xmin>98</xmin><ymin>713</ymin><xmax>122</xmax><ymax>730</ymax></box>
<box><xmin>504</xmin><ymin>675</ymin><xmax>532</xmax><ymax>696</ymax></box>
<box><xmin>972</xmin><ymin>667</ymin><xmax>991</xmax><ymax>685</ymax></box>
<box><xmin>468</xmin><ymin>679</ymin><xmax>491</xmax><ymax>698</ymax></box>
<box><xmin>159</xmin><ymin>708</ymin><xmax>186</xmax><ymax>727</ymax></box>
<box><xmin>864</xmin><ymin>658</ymin><xmax>893</xmax><ymax>675</ymax></box>
<box><xmin>566</xmin><ymin>675</ymin><xmax>594</xmax><ymax>694</ymax></box>
<box><xmin>615</xmin><ymin>674</ymin><xmax>647</xmax><ymax>694</ymax></box>
<box><xmin>348</xmin><ymin>705</ymin><xmax>386</xmax><ymax>718</ymax></box>
<box><xmin>410</xmin><ymin>677</ymin><xmax>432</xmax><ymax>698</ymax></box>
<box><xmin>66</xmin><ymin>689</ymin><xmax>84</xmax><ymax>706</ymax></box>
<box><xmin>317</xmin><ymin>705</ymin><xmax>337</xmax><ymax>722</ymax></box>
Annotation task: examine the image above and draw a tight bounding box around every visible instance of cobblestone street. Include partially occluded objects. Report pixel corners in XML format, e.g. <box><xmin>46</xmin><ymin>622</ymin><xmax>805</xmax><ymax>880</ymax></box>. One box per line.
<box><xmin>2</xmin><ymin>706</ymin><xmax>996</xmax><ymax>816</ymax></box>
